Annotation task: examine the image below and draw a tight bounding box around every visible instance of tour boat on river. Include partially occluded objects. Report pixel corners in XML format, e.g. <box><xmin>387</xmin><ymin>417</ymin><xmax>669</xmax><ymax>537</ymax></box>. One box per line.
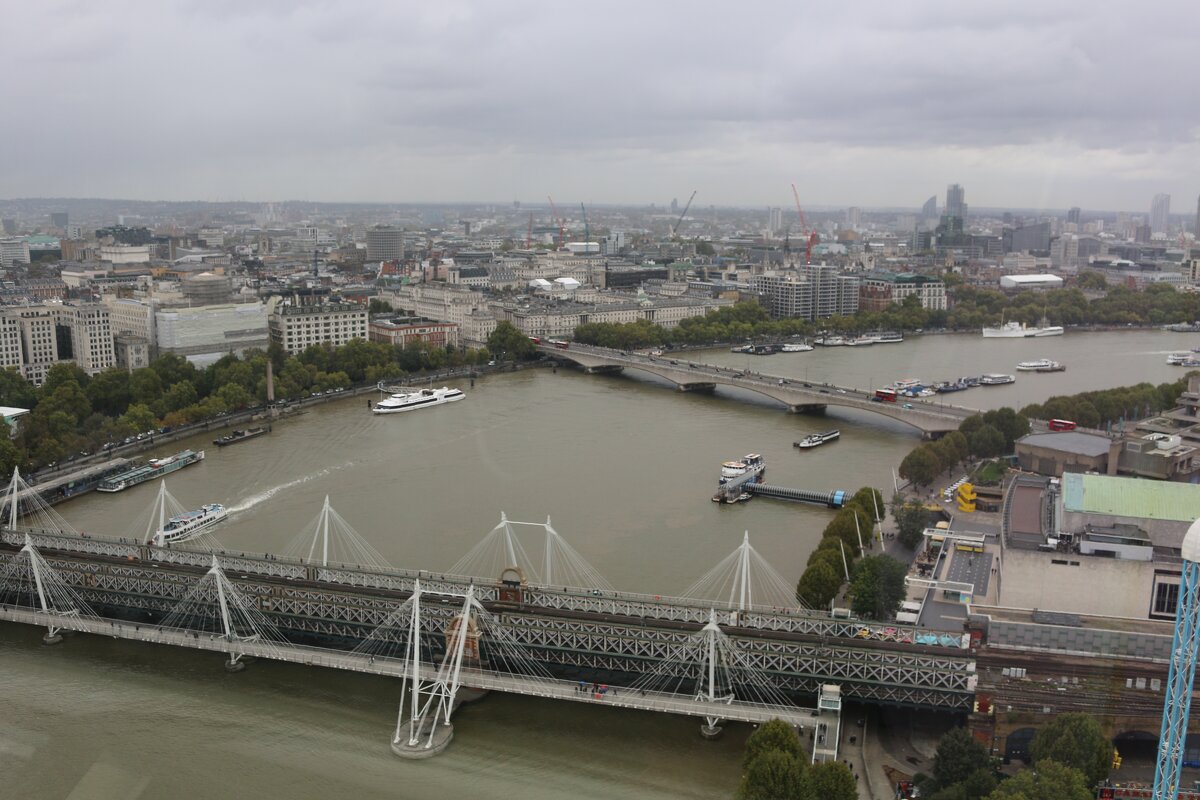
<box><xmin>152</xmin><ymin>503</ymin><xmax>227</xmax><ymax>546</ymax></box>
<box><xmin>794</xmin><ymin>430</ymin><xmax>840</xmax><ymax>449</ymax></box>
<box><xmin>372</xmin><ymin>386</ymin><xmax>465</xmax><ymax>414</ymax></box>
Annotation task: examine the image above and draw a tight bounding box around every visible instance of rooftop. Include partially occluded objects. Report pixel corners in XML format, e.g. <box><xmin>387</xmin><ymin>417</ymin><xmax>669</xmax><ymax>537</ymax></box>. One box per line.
<box><xmin>1018</xmin><ymin>431</ymin><xmax>1113</xmax><ymax>458</ymax></box>
<box><xmin>1062</xmin><ymin>472</ymin><xmax>1200</xmax><ymax>523</ymax></box>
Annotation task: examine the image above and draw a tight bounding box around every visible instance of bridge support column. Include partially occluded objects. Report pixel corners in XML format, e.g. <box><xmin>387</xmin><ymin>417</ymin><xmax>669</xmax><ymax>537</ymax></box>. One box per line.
<box><xmin>393</xmin><ymin>584</ymin><xmax>476</xmax><ymax>759</ymax></box>
<box><xmin>20</xmin><ymin>535</ymin><xmax>67</xmax><ymax>644</ymax></box>
<box><xmin>696</xmin><ymin>610</ymin><xmax>728</xmax><ymax>740</ymax></box>
<box><xmin>678</xmin><ymin>383</ymin><xmax>716</xmax><ymax>394</ymax></box>
<box><xmin>788</xmin><ymin>404</ymin><xmax>827</xmax><ymax>415</ymax></box>
<box><xmin>584</xmin><ymin>365</ymin><xmax>624</xmax><ymax>375</ymax></box>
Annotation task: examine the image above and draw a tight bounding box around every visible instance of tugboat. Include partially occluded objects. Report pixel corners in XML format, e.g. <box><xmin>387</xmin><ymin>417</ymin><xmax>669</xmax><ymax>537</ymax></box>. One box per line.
<box><xmin>794</xmin><ymin>430</ymin><xmax>840</xmax><ymax>449</ymax></box>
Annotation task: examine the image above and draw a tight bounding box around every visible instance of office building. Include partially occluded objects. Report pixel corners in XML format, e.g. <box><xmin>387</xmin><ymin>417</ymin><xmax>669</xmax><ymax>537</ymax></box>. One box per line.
<box><xmin>0</xmin><ymin>315</ymin><xmax>21</xmax><ymax>372</ymax></box>
<box><xmin>52</xmin><ymin>304</ymin><xmax>115</xmax><ymax>375</ymax></box>
<box><xmin>267</xmin><ymin>293</ymin><xmax>368</xmax><ymax>355</ymax></box>
<box><xmin>1195</xmin><ymin>194</ymin><xmax>1200</xmax><ymax>237</ymax></box>
<box><xmin>157</xmin><ymin>302</ymin><xmax>269</xmax><ymax>365</ymax></box>
<box><xmin>369</xmin><ymin>316</ymin><xmax>459</xmax><ymax>348</ymax></box>
<box><xmin>10</xmin><ymin>307</ymin><xmax>59</xmax><ymax>385</ymax></box>
<box><xmin>945</xmin><ymin>184</ymin><xmax>967</xmax><ymax>220</ymax></box>
<box><xmin>921</xmin><ymin>196</ymin><xmax>937</xmax><ymax>220</ymax></box>
<box><xmin>1067</xmin><ymin>207</ymin><xmax>1081</xmax><ymax>225</ymax></box>
<box><xmin>1151</xmin><ymin>193</ymin><xmax>1171</xmax><ymax>234</ymax></box>
<box><xmin>0</xmin><ymin>238</ymin><xmax>31</xmax><ymax>268</ymax></box>
<box><xmin>859</xmin><ymin>272</ymin><xmax>947</xmax><ymax>311</ymax></box>
<box><xmin>1004</xmin><ymin>222</ymin><xmax>1051</xmax><ymax>254</ymax></box>
<box><xmin>366</xmin><ymin>227</ymin><xmax>405</xmax><ymax>262</ymax></box>
<box><xmin>114</xmin><ymin>334</ymin><xmax>151</xmax><ymax>372</ymax></box>
<box><xmin>50</xmin><ymin>212</ymin><xmax>68</xmax><ymax>229</ymax></box>
<box><xmin>768</xmin><ymin>207</ymin><xmax>783</xmax><ymax>236</ymax></box>
<box><xmin>846</xmin><ymin>207</ymin><xmax>862</xmax><ymax>228</ymax></box>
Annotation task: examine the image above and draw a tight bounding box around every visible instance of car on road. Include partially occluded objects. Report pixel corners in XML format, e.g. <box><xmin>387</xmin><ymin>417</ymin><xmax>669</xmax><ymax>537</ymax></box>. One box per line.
<box><xmin>903</xmin><ymin>403</ymin><xmax>914</xmax><ymax>409</ymax></box>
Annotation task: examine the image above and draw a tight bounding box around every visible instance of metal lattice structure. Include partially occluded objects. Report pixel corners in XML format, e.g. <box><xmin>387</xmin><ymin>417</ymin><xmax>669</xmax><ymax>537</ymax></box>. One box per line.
<box><xmin>683</xmin><ymin>531</ymin><xmax>806</xmax><ymax>612</ymax></box>
<box><xmin>1154</xmin><ymin>555</ymin><xmax>1200</xmax><ymax>799</ymax></box>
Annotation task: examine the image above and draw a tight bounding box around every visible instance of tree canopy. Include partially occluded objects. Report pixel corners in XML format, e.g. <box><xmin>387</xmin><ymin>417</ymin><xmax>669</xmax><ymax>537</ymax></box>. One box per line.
<box><xmin>933</xmin><ymin>728</ymin><xmax>993</xmax><ymax>789</ymax></box>
<box><xmin>1029</xmin><ymin>713</ymin><xmax>1111</xmax><ymax>787</ymax></box>
<box><xmin>986</xmin><ymin>759</ymin><xmax>1091</xmax><ymax>800</ymax></box>
<box><xmin>849</xmin><ymin>555</ymin><xmax>908</xmax><ymax>621</ymax></box>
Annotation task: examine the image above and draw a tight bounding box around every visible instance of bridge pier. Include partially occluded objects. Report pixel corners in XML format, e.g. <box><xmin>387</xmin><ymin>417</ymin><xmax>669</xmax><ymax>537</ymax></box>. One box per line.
<box><xmin>678</xmin><ymin>383</ymin><xmax>716</xmax><ymax>394</ymax></box>
<box><xmin>789</xmin><ymin>404</ymin><xmax>827</xmax><ymax>415</ymax></box>
<box><xmin>584</xmin><ymin>365</ymin><xmax>624</xmax><ymax>375</ymax></box>
<box><xmin>42</xmin><ymin>631</ymin><xmax>63</xmax><ymax>645</ymax></box>
<box><xmin>700</xmin><ymin>720</ymin><xmax>724</xmax><ymax>740</ymax></box>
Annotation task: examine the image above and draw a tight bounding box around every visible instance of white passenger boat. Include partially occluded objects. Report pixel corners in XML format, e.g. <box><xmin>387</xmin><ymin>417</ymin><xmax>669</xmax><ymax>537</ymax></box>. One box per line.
<box><xmin>979</xmin><ymin>373</ymin><xmax>1016</xmax><ymax>385</ymax></box>
<box><xmin>1016</xmin><ymin>359</ymin><xmax>1054</xmax><ymax>371</ymax></box>
<box><xmin>781</xmin><ymin>343</ymin><xmax>814</xmax><ymax>352</ymax></box>
<box><xmin>152</xmin><ymin>503</ymin><xmax>227</xmax><ymax>546</ymax></box>
<box><xmin>372</xmin><ymin>386</ymin><xmax>465</xmax><ymax>414</ymax></box>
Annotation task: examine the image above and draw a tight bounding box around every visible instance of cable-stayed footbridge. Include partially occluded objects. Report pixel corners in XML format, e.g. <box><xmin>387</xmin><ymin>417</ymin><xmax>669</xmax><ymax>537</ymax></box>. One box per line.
<box><xmin>0</xmin><ymin>487</ymin><xmax>976</xmax><ymax>759</ymax></box>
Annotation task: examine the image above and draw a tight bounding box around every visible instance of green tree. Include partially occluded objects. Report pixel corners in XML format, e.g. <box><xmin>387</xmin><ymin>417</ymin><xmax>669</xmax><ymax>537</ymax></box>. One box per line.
<box><xmin>932</xmin><ymin>728</ymin><xmax>993</xmax><ymax>789</ymax></box>
<box><xmin>986</xmin><ymin>759</ymin><xmax>1091</xmax><ymax>800</ymax></box>
<box><xmin>118</xmin><ymin>403</ymin><xmax>158</xmax><ymax>435</ymax></box>
<box><xmin>0</xmin><ymin>367</ymin><xmax>37</xmax><ymax>409</ymax></box>
<box><xmin>1029</xmin><ymin>713</ymin><xmax>1111</xmax><ymax>787</ymax></box>
<box><xmin>796</xmin><ymin>561</ymin><xmax>842</xmax><ymax>609</ymax></box>
<box><xmin>968</xmin><ymin>425</ymin><xmax>1006</xmax><ymax>459</ymax></box>
<box><xmin>368</xmin><ymin>298</ymin><xmax>394</xmax><ymax>314</ymax></box>
<box><xmin>85</xmin><ymin>369</ymin><xmax>132</xmax><ymax>418</ymax></box>
<box><xmin>736</xmin><ymin>749</ymin><xmax>808</xmax><ymax>800</ymax></box>
<box><xmin>982</xmin><ymin>408</ymin><xmax>1029</xmax><ymax>450</ymax></box>
<box><xmin>150</xmin><ymin>353</ymin><xmax>199</xmax><ymax>391</ymax></box>
<box><xmin>742</xmin><ymin>718</ymin><xmax>807</xmax><ymax>769</ymax></box>
<box><xmin>216</xmin><ymin>382</ymin><xmax>253</xmax><ymax>410</ymax></box>
<box><xmin>163</xmin><ymin>380</ymin><xmax>199</xmax><ymax>413</ymax></box>
<box><xmin>929</xmin><ymin>767</ymin><xmax>998</xmax><ymax>800</ymax></box>
<box><xmin>41</xmin><ymin>362</ymin><xmax>91</xmax><ymax>393</ymax></box>
<box><xmin>487</xmin><ymin>321</ymin><xmax>537</xmax><ymax>360</ymax></box>
<box><xmin>805</xmin><ymin>761</ymin><xmax>856</xmax><ymax>800</ymax></box>
<box><xmin>129</xmin><ymin>368</ymin><xmax>163</xmax><ymax>406</ymax></box>
<box><xmin>848</xmin><ymin>555</ymin><xmax>907</xmax><ymax>621</ymax></box>
<box><xmin>899</xmin><ymin>446</ymin><xmax>940</xmax><ymax>487</ymax></box>
<box><xmin>894</xmin><ymin>501</ymin><xmax>933</xmax><ymax>549</ymax></box>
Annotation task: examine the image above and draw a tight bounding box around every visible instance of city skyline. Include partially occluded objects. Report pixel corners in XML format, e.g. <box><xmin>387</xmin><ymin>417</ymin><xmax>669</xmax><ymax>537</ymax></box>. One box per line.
<box><xmin>3</xmin><ymin>0</ymin><xmax>1197</xmax><ymax>211</ymax></box>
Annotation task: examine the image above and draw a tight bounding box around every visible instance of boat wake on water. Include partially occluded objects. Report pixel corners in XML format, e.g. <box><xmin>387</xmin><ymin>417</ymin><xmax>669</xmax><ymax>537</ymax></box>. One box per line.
<box><xmin>226</xmin><ymin>463</ymin><xmax>353</xmax><ymax>515</ymax></box>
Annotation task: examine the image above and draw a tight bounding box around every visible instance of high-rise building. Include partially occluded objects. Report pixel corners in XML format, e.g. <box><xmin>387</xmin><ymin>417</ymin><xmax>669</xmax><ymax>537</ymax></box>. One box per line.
<box><xmin>768</xmin><ymin>207</ymin><xmax>783</xmax><ymax>236</ymax></box>
<box><xmin>846</xmin><ymin>207</ymin><xmax>862</xmax><ymax>228</ymax></box>
<box><xmin>945</xmin><ymin>184</ymin><xmax>967</xmax><ymax>220</ymax></box>
<box><xmin>53</xmin><ymin>303</ymin><xmax>114</xmax><ymax>376</ymax></box>
<box><xmin>0</xmin><ymin>238</ymin><xmax>31</xmax><ymax>268</ymax></box>
<box><xmin>11</xmin><ymin>306</ymin><xmax>59</xmax><ymax>385</ymax></box>
<box><xmin>50</xmin><ymin>212</ymin><xmax>68</xmax><ymax>229</ymax></box>
<box><xmin>365</xmin><ymin>227</ymin><xmax>405</xmax><ymax>262</ymax></box>
<box><xmin>1067</xmin><ymin>207</ymin><xmax>1081</xmax><ymax>225</ymax></box>
<box><xmin>1151</xmin><ymin>193</ymin><xmax>1171</xmax><ymax>234</ymax></box>
<box><xmin>921</xmin><ymin>196</ymin><xmax>937</xmax><ymax>220</ymax></box>
<box><xmin>1194</xmin><ymin>194</ymin><xmax>1200</xmax><ymax>237</ymax></box>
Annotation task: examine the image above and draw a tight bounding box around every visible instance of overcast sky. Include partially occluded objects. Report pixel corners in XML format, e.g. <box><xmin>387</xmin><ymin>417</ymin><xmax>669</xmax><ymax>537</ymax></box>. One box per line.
<box><xmin>4</xmin><ymin>0</ymin><xmax>1197</xmax><ymax>213</ymax></box>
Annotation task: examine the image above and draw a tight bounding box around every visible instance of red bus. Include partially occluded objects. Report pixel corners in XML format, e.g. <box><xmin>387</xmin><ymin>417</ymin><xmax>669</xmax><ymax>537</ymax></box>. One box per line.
<box><xmin>874</xmin><ymin>388</ymin><xmax>898</xmax><ymax>402</ymax></box>
<box><xmin>528</xmin><ymin>337</ymin><xmax>541</xmax><ymax>345</ymax></box>
<box><xmin>548</xmin><ymin>339</ymin><xmax>570</xmax><ymax>350</ymax></box>
<box><xmin>1048</xmin><ymin>419</ymin><xmax>1077</xmax><ymax>431</ymax></box>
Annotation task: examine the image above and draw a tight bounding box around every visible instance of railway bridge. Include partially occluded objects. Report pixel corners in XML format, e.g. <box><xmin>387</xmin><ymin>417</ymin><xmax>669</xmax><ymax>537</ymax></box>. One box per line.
<box><xmin>542</xmin><ymin>344</ymin><xmax>977</xmax><ymax>435</ymax></box>
<box><xmin>0</xmin><ymin>525</ymin><xmax>977</xmax><ymax>758</ymax></box>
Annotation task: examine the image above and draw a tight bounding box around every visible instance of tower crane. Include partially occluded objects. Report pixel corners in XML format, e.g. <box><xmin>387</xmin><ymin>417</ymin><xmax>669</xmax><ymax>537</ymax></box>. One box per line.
<box><xmin>525</xmin><ymin>213</ymin><xmax>533</xmax><ymax>249</ymax></box>
<box><xmin>672</xmin><ymin>190</ymin><xmax>697</xmax><ymax>236</ymax></box>
<box><xmin>580</xmin><ymin>202</ymin><xmax>589</xmax><ymax>244</ymax></box>
<box><xmin>791</xmin><ymin>183</ymin><xmax>819</xmax><ymax>265</ymax></box>
<box><xmin>547</xmin><ymin>196</ymin><xmax>566</xmax><ymax>247</ymax></box>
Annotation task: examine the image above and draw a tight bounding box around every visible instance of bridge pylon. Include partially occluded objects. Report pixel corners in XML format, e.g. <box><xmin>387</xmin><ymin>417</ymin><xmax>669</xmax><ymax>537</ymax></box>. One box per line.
<box><xmin>393</xmin><ymin>583</ymin><xmax>479</xmax><ymax>759</ymax></box>
<box><xmin>697</xmin><ymin>610</ymin><xmax>734</xmax><ymax>739</ymax></box>
<box><xmin>6</xmin><ymin>534</ymin><xmax>94</xmax><ymax>644</ymax></box>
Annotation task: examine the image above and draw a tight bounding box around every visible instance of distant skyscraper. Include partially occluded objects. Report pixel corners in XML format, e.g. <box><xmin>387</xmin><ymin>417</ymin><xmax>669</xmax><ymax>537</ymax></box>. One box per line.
<box><xmin>768</xmin><ymin>207</ymin><xmax>783</xmax><ymax>236</ymax></box>
<box><xmin>1151</xmin><ymin>193</ymin><xmax>1171</xmax><ymax>234</ymax></box>
<box><xmin>366</xmin><ymin>226</ymin><xmax>404</xmax><ymax>262</ymax></box>
<box><xmin>1194</xmin><ymin>194</ymin><xmax>1200</xmax><ymax>236</ymax></box>
<box><xmin>846</xmin><ymin>207</ymin><xmax>862</xmax><ymax>228</ymax></box>
<box><xmin>1067</xmin><ymin>207</ymin><xmax>1081</xmax><ymax>225</ymax></box>
<box><xmin>921</xmin><ymin>196</ymin><xmax>937</xmax><ymax>220</ymax></box>
<box><xmin>50</xmin><ymin>212</ymin><xmax>68</xmax><ymax>229</ymax></box>
<box><xmin>945</xmin><ymin>184</ymin><xmax>967</xmax><ymax>220</ymax></box>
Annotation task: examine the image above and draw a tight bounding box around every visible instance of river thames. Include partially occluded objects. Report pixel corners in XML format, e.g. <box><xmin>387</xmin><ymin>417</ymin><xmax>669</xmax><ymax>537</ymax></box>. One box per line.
<box><xmin>1</xmin><ymin>329</ymin><xmax>1194</xmax><ymax>798</ymax></box>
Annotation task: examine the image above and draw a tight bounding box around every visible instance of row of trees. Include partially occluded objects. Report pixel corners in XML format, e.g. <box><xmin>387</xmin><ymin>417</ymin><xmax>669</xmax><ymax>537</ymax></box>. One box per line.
<box><xmin>899</xmin><ymin>409</ymin><xmax>1030</xmax><ymax>489</ymax></box>
<box><xmin>572</xmin><ymin>282</ymin><xmax>1200</xmax><ymax>350</ymax></box>
<box><xmin>793</xmin><ymin>487</ymin><xmax>909</xmax><ymax>621</ymax></box>
<box><xmin>735</xmin><ymin>719</ymin><xmax>856</xmax><ymax>800</ymax></box>
<box><xmin>0</xmin><ymin>337</ymin><xmax>492</xmax><ymax>473</ymax></box>
<box><xmin>1020</xmin><ymin>375</ymin><xmax>1190</xmax><ymax>429</ymax></box>
<box><xmin>923</xmin><ymin>713</ymin><xmax>1110</xmax><ymax>799</ymax></box>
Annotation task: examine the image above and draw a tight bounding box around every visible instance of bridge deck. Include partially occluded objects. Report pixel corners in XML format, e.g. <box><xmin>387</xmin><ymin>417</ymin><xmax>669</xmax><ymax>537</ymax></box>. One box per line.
<box><xmin>545</xmin><ymin>343</ymin><xmax>978</xmax><ymax>433</ymax></box>
<box><xmin>0</xmin><ymin>605</ymin><xmax>823</xmax><ymax>729</ymax></box>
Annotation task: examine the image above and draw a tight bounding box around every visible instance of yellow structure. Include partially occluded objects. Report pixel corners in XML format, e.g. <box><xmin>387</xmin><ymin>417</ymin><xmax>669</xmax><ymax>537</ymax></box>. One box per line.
<box><xmin>956</xmin><ymin>481</ymin><xmax>977</xmax><ymax>513</ymax></box>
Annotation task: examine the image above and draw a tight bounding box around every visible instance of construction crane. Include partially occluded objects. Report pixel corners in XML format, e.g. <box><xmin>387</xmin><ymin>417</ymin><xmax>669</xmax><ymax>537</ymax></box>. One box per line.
<box><xmin>672</xmin><ymin>190</ymin><xmax>697</xmax><ymax>236</ymax></box>
<box><xmin>791</xmin><ymin>183</ymin><xmax>819</xmax><ymax>264</ymax></box>
<box><xmin>525</xmin><ymin>213</ymin><xmax>533</xmax><ymax>249</ymax></box>
<box><xmin>580</xmin><ymin>202</ymin><xmax>589</xmax><ymax>244</ymax></box>
<box><xmin>547</xmin><ymin>196</ymin><xmax>566</xmax><ymax>247</ymax></box>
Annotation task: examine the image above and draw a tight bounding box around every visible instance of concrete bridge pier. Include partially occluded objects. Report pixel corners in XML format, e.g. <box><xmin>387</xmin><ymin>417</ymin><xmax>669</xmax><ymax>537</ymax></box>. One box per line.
<box><xmin>789</xmin><ymin>404</ymin><xmax>827</xmax><ymax>415</ymax></box>
<box><xmin>678</xmin><ymin>383</ymin><xmax>716</xmax><ymax>393</ymax></box>
<box><xmin>700</xmin><ymin>719</ymin><xmax>725</xmax><ymax>740</ymax></box>
<box><xmin>584</xmin><ymin>365</ymin><xmax>624</xmax><ymax>375</ymax></box>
